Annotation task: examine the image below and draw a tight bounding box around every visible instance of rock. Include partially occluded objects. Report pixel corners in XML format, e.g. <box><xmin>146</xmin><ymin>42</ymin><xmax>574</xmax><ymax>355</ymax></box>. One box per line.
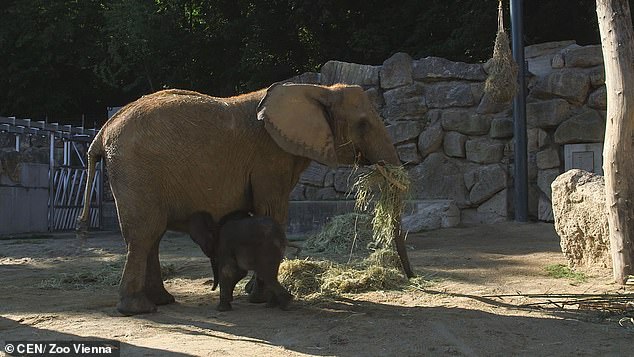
<box><xmin>441</xmin><ymin>110</ymin><xmax>491</xmax><ymax>135</ymax></box>
<box><xmin>588</xmin><ymin>86</ymin><xmax>607</xmax><ymax>110</ymax></box>
<box><xmin>396</xmin><ymin>143</ymin><xmax>421</xmax><ymax>164</ymax></box>
<box><xmin>538</xmin><ymin>195</ymin><xmax>554</xmax><ymax>222</ymax></box>
<box><xmin>305</xmin><ymin>186</ymin><xmax>343</xmax><ymax>200</ymax></box>
<box><xmin>588</xmin><ymin>66</ymin><xmax>605</xmax><ymax>87</ymax></box>
<box><xmin>551</xmin><ymin>54</ymin><xmax>565</xmax><ymax>69</ymax></box>
<box><xmin>443</xmin><ymin>131</ymin><xmax>468</xmax><ymax>158</ymax></box>
<box><xmin>290</xmin><ymin>184</ymin><xmax>305</xmax><ymax>201</ymax></box>
<box><xmin>386</xmin><ymin>122</ymin><xmax>423</xmax><ymax>144</ymax></box>
<box><xmin>465</xmin><ymin>138</ymin><xmax>505</xmax><ymax>164</ymax></box>
<box><xmin>320</xmin><ymin>61</ymin><xmax>380</xmax><ymax>86</ymax></box>
<box><xmin>489</xmin><ymin>117</ymin><xmax>514</xmax><ymax>139</ymax></box>
<box><xmin>526</xmin><ymin>99</ymin><xmax>572</xmax><ymax>128</ymax></box>
<box><xmin>537</xmin><ymin>168</ymin><xmax>561</xmax><ymax>198</ymax></box>
<box><xmin>527</xmin><ymin>128</ymin><xmax>550</xmax><ymax>151</ymax></box>
<box><xmin>465</xmin><ymin>164</ymin><xmax>507</xmax><ymax>205</ymax></box>
<box><xmin>408</xmin><ymin>153</ymin><xmax>471</xmax><ymax>207</ymax></box>
<box><xmin>333</xmin><ymin>166</ymin><xmax>368</xmax><ymax>193</ymax></box>
<box><xmin>554</xmin><ymin>109</ymin><xmax>605</xmax><ymax>144</ymax></box>
<box><xmin>380</xmin><ymin>52</ymin><xmax>413</xmax><ymax>89</ymax></box>
<box><xmin>562</xmin><ymin>45</ymin><xmax>604</xmax><ymax>68</ymax></box>
<box><xmin>525</xmin><ymin>40</ymin><xmax>577</xmax><ymax>58</ymax></box>
<box><xmin>525</xmin><ymin>40</ymin><xmax>577</xmax><ymax>77</ymax></box>
<box><xmin>324</xmin><ymin>171</ymin><xmax>335</xmax><ymax>187</ymax></box>
<box><xmin>531</xmin><ymin>69</ymin><xmax>591</xmax><ymax>105</ymax></box>
<box><xmin>425</xmin><ymin>82</ymin><xmax>477</xmax><ymax>108</ymax></box>
<box><xmin>536</xmin><ymin>148</ymin><xmax>560</xmax><ymax>169</ymax></box>
<box><xmin>551</xmin><ymin>169</ymin><xmax>611</xmax><ymax>268</ymax></box>
<box><xmin>476</xmin><ymin>93</ymin><xmax>512</xmax><ymax>114</ymax></box>
<box><xmin>382</xmin><ymin>83</ymin><xmax>428</xmax><ymax>120</ymax></box>
<box><xmin>299</xmin><ymin>162</ymin><xmax>330</xmax><ymax>186</ymax></box>
<box><xmin>417</xmin><ymin>119</ymin><xmax>443</xmax><ymax>158</ymax></box>
<box><xmin>476</xmin><ymin>189</ymin><xmax>508</xmax><ymax>223</ymax></box>
<box><xmin>285</xmin><ymin>72</ymin><xmax>323</xmax><ymax>85</ymax></box>
<box><xmin>401</xmin><ymin>200</ymin><xmax>460</xmax><ymax>232</ymax></box>
<box><xmin>412</xmin><ymin>56</ymin><xmax>487</xmax><ymax>81</ymax></box>
<box><xmin>364</xmin><ymin>87</ymin><xmax>384</xmax><ymax>111</ymax></box>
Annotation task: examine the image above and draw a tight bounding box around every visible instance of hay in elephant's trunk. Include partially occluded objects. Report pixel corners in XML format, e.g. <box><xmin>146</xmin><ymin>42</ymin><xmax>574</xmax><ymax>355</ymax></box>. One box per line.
<box><xmin>484</xmin><ymin>1</ymin><xmax>518</xmax><ymax>103</ymax></box>
<box><xmin>353</xmin><ymin>164</ymin><xmax>410</xmax><ymax>249</ymax></box>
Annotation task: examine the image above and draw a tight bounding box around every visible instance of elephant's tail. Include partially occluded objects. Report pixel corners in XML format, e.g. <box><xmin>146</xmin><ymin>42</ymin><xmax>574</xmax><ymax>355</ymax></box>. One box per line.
<box><xmin>76</xmin><ymin>134</ymin><xmax>104</xmax><ymax>236</ymax></box>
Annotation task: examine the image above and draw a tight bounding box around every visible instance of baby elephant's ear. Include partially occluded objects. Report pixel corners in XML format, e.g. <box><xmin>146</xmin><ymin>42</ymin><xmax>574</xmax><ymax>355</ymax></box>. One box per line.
<box><xmin>257</xmin><ymin>83</ymin><xmax>338</xmax><ymax>168</ymax></box>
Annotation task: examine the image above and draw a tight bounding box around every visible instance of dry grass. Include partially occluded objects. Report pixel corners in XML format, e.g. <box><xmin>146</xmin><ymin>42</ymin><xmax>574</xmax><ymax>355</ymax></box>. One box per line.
<box><xmin>484</xmin><ymin>3</ymin><xmax>518</xmax><ymax>103</ymax></box>
<box><xmin>353</xmin><ymin>164</ymin><xmax>410</xmax><ymax>248</ymax></box>
<box><xmin>304</xmin><ymin>213</ymin><xmax>374</xmax><ymax>256</ymax></box>
<box><xmin>278</xmin><ymin>248</ymin><xmax>424</xmax><ymax>298</ymax></box>
<box><xmin>280</xmin><ymin>164</ymin><xmax>415</xmax><ymax>299</ymax></box>
<box><xmin>38</xmin><ymin>258</ymin><xmax>177</xmax><ymax>290</ymax></box>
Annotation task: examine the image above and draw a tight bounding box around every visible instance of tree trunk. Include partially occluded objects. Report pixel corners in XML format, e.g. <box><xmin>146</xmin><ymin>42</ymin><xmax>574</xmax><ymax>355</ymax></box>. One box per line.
<box><xmin>596</xmin><ymin>0</ymin><xmax>634</xmax><ymax>284</ymax></box>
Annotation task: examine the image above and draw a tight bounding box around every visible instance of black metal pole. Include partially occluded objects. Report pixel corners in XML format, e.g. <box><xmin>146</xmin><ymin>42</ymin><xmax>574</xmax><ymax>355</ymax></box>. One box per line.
<box><xmin>511</xmin><ymin>0</ymin><xmax>528</xmax><ymax>222</ymax></box>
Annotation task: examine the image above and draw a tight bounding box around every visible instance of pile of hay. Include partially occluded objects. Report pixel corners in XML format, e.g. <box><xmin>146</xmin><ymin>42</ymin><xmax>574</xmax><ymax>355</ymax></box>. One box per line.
<box><xmin>304</xmin><ymin>212</ymin><xmax>374</xmax><ymax>256</ymax></box>
<box><xmin>278</xmin><ymin>249</ymin><xmax>409</xmax><ymax>298</ymax></box>
<box><xmin>280</xmin><ymin>164</ymin><xmax>413</xmax><ymax>298</ymax></box>
<box><xmin>353</xmin><ymin>164</ymin><xmax>410</xmax><ymax>248</ymax></box>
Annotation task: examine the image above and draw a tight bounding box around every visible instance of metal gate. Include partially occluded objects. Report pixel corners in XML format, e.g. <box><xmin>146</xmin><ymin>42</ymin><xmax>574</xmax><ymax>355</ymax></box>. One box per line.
<box><xmin>50</xmin><ymin>139</ymin><xmax>103</xmax><ymax>230</ymax></box>
<box><xmin>0</xmin><ymin>117</ymin><xmax>102</xmax><ymax>231</ymax></box>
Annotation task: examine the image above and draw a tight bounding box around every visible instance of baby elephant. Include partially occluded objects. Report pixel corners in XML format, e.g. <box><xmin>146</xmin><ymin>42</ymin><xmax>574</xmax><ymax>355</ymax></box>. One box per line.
<box><xmin>188</xmin><ymin>211</ymin><xmax>293</xmax><ymax>311</ymax></box>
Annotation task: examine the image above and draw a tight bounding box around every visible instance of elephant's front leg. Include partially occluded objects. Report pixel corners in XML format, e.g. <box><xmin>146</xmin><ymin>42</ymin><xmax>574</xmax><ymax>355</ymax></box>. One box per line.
<box><xmin>248</xmin><ymin>169</ymin><xmax>295</xmax><ymax>302</ymax></box>
<box><xmin>217</xmin><ymin>260</ymin><xmax>247</xmax><ymax>311</ymax></box>
<box><xmin>144</xmin><ymin>238</ymin><xmax>175</xmax><ymax>305</ymax></box>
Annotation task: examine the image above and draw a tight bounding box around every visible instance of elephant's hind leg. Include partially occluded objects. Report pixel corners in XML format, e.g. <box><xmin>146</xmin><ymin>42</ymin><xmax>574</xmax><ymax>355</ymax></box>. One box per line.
<box><xmin>117</xmin><ymin>224</ymin><xmax>165</xmax><ymax>315</ymax></box>
<box><xmin>145</xmin><ymin>238</ymin><xmax>175</xmax><ymax>305</ymax></box>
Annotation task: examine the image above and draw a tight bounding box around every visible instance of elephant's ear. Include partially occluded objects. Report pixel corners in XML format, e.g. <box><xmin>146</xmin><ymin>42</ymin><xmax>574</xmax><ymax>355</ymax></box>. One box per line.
<box><xmin>257</xmin><ymin>83</ymin><xmax>338</xmax><ymax>167</ymax></box>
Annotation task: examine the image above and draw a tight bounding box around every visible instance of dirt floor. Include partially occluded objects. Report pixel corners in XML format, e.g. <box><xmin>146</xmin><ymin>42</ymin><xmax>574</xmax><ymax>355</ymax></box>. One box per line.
<box><xmin>1</xmin><ymin>222</ymin><xmax>633</xmax><ymax>356</ymax></box>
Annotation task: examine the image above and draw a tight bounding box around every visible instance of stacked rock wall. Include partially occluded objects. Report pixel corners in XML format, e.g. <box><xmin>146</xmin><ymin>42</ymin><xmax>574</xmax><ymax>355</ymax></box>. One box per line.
<box><xmin>291</xmin><ymin>40</ymin><xmax>608</xmax><ymax>224</ymax></box>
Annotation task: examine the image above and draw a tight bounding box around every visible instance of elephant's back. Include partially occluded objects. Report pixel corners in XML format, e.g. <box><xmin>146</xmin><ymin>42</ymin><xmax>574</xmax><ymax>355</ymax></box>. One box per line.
<box><xmin>98</xmin><ymin>89</ymin><xmax>275</xmax><ymax>226</ymax></box>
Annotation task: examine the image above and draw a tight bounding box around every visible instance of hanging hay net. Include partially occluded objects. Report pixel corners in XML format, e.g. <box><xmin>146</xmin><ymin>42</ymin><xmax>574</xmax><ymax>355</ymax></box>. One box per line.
<box><xmin>484</xmin><ymin>1</ymin><xmax>518</xmax><ymax>103</ymax></box>
<box><xmin>281</xmin><ymin>164</ymin><xmax>419</xmax><ymax>299</ymax></box>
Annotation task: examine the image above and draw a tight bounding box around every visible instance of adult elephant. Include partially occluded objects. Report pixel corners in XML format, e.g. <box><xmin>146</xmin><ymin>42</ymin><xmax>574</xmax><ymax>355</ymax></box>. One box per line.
<box><xmin>77</xmin><ymin>83</ymin><xmax>413</xmax><ymax>315</ymax></box>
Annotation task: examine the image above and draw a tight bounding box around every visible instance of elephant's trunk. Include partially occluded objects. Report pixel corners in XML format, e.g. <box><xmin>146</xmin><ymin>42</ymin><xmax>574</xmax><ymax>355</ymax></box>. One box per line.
<box><xmin>394</xmin><ymin>217</ymin><xmax>414</xmax><ymax>278</ymax></box>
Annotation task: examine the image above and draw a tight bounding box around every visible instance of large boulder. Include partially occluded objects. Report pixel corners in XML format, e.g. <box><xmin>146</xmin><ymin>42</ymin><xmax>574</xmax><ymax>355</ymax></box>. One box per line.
<box><xmin>551</xmin><ymin>169</ymin><xmax>611</xmax><ymax>268</ymax></box>
<box><xmin>401</xmin><ymin>200</ymin><xmax>460</xmax><ymax>232</ymax></box>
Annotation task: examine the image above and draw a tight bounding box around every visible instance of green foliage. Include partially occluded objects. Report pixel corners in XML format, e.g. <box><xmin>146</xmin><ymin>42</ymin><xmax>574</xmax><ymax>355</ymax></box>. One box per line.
<box><xmin>1</xmin><ymin>0</ymin><xmax>625</xmax><ymax>123</ymax></box>
<box><xmin>545</xmin><ymin>264</ymin><xmax>588</xmax><ymax>283</ymax></box>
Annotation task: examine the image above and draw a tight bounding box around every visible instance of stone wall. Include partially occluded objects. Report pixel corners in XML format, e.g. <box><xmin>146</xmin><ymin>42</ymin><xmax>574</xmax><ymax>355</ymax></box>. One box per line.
<box><xmin>290</xmin><ymin>40</ymin><xmax>608</xmax><ymax>224</ymax></box>
<box><xmin>1</xmin><ymin>40</ymin><xmax>607</xmax><ymax>230</ymax></box>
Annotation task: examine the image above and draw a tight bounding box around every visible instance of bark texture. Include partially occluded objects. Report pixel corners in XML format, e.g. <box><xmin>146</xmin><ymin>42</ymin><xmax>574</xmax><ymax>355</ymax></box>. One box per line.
<box><xmin>596</xmin><ymin>0</ymin><xmax>634</xmax><ymax>284</ymax></box>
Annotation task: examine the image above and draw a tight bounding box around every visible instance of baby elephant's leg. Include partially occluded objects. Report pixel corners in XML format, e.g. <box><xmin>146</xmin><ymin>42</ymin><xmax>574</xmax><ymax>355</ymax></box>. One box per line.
<box><xmin>268</xmin><ymin>281</ymin><xmax>293</xmax><ymax>310</ymax></box>
<box><xmin>257</xmin><ymin>260</ymin><xmax>293</xmax><ymax>310</ymax></box>
<box><xmin>217</xmin><ymin>261</ymin><xmax>247</xmax><ymax>312</ymax></box>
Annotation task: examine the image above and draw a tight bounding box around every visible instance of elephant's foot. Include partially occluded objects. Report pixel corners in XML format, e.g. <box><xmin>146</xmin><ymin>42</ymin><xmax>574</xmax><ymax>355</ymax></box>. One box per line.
<box><xmin>145</xmin><ymin>286</ymin><xmax>175</xmax><ymax>305</ymax></box>
<box><xmin>216</xmin><ymin>302</ymin><xmax>232</xmax><ymax>311</ymax></box>
<box><xmin>248</xmin><ymin>288</ymin><xmax>267</xmax><ymax>303</ymax></box>
<box><xmin>276</xmin><ymin>292</ymin><xmax>293</xmax><ymax>310</ymax></box>
<box><xmin>246</xmin><ymin>278</ymin><xmax>267</xmax><ymax>303</ymax></box>
<box><xmin>117</xmin><ymin>293</ymin><xmax>157</xmax><ymax>316</ymax></box>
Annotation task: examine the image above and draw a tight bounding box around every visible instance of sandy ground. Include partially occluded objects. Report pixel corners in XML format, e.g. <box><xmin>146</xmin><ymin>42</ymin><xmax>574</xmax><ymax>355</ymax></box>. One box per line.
<box><xmin>1</xmin><ymin>222</ymin><xmax>633</xmax><ymax>356</ymax></box>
